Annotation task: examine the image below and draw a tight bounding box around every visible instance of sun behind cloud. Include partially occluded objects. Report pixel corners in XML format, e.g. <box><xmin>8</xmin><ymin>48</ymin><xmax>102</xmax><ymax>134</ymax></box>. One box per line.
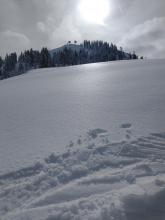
<box><xmin>78</xmin><ymin>0</ymin><xmax>110</xmax><ymax>25</ymax></box>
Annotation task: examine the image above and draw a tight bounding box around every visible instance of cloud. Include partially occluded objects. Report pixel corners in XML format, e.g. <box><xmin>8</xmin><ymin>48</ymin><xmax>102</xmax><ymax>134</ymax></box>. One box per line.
<box><xmin>0</xmin><ymin>0</ymin><xmax>74</xmax><ymax>55</ymax></box>
<box><xmin>2</xmin><ymin>30</ymin><xmax>30</xmax><ymax>43</ymax></box>
<box><xmin>119</xmin><ymin>17</ymin><xmax>165</xmax><ymax>58</ymax></box>
<box><xmin>0</xmin><ymin>30</ymin><xmax>30</xmax><ymax>56</ymax></box>
<box><xmin>0</xmin><ymin>0</ymin><xmax>165</xmax><ymax>58</ymax></box>
<box><xmin>37</xmin><ymin>22</ymin><xmax>46</xmax><ymax>33</ymax></box>
<box><xmin>50</xmin><ymin>15</ymin><xmax>83</xmax><ymax>48</ymax></box>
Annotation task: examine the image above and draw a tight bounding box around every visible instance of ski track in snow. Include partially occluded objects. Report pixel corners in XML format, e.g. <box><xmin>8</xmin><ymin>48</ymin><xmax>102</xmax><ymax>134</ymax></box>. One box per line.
<box><xmin>0</xmin><ymin>129</ymin><xmax>165</xmax><ymax>220</ymax></box>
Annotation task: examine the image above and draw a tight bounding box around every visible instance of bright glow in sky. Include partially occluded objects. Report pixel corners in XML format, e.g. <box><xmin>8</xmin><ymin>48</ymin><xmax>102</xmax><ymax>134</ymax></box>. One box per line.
<box><xmin>0</xmin><ymin>0</ymin><xmax>165</xmax><ymax>57</ymax></box>
<box><xmin>78</xmin><ymin>0</ymin><xmax>110</xmax><ymax>25</ymax></box>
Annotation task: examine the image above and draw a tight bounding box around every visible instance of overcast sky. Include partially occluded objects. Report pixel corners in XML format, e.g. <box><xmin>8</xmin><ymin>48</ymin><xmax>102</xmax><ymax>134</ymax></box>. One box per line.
<box><xmin>0</xmin><ymin>0</ymin><xmax>165</xmax><ymax>58</ymax></box>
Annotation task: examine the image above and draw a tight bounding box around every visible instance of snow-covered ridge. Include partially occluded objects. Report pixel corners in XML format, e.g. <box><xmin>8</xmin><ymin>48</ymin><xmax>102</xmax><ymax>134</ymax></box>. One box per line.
<box><xmin>50</xmin><ymin>44</ymin><xmax>83</xmax><ymax>56</ymax></box>
<box><xmin>50</xmin><ymin>42</ymin><xmax>132</xmax><ymax>59</ymax></box>
<box><xmin>0</xmin><ymin>40</ymin><xmax>138</xmax><ymax>81</ymax></box>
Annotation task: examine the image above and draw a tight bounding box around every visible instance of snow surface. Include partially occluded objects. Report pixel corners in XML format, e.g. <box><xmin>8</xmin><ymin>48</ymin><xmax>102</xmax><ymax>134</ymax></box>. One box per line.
<box><xmin>0</xmin><ymin>59</ymin><xmax>165</xmax><ymax>219</ymax></box>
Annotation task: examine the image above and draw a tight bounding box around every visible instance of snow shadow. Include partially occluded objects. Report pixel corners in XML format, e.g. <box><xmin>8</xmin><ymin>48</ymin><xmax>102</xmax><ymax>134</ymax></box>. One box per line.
<box><xmin>124</xmin><ymin>189</ymin><xmax>165</xmax><ymax>220</ymax></box>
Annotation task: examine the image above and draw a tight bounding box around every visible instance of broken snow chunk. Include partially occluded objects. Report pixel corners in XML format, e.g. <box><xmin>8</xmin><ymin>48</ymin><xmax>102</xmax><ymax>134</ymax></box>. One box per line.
<box><xmin>125</xmin><ymin>174</ymin><xmax>136</xmax><ymax>184</ymax></box>
<box><xmin>155</xmin><ymin>179</ymin><xmax>165</xmax><ymax>187</ymax></box>
<box><xmin>45</xmin><ymin>153</ymin><xmax>59</xmax><ymax>164</ymax></box>
<box><xmin>120</xmin><ymin>123</ymin><xmax>132</xmax><ymax>129</ymax></box>
<box><xmin>88</xmin><ymin>129</ymin><xmax>107</xmax><ymax>139</ymax></box>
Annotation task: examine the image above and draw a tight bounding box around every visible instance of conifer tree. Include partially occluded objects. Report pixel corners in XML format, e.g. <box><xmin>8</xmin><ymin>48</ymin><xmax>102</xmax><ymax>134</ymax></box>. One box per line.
<box><xmin>40</xmin><ymin>47</ymin><xmax>51</xmax><ymax>68</ymax></box>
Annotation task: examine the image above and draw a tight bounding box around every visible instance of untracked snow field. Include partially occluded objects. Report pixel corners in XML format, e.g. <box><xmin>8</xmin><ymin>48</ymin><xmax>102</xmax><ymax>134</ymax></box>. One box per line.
<box><xmin>0</xmin><ymin>59</ymin><xmax>165</xmax><ymax>219</ymax></box>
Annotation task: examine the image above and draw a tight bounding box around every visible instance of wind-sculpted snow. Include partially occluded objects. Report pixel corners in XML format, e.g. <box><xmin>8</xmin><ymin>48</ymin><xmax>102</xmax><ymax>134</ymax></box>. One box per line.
<box><xmin>1</xmin><ymin>129</ymin><xmax>165</xmax><ymax>220</ymax></box>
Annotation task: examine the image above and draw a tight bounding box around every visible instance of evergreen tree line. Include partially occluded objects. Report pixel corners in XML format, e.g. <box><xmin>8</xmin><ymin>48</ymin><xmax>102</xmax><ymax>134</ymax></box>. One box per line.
<box><xmin>53</xmin><ymin>41</ymin><xmax>138</xmax><ymax>66</ymax></box>
<box><xmin>0</xmin><ymin>40</ymin><xmax>138</xmax><ymax>80</ymax></box>
<box><xmin>0</xmin><ymin>48</ymin><xmax>51</xmax><ymax>80</ymax></box>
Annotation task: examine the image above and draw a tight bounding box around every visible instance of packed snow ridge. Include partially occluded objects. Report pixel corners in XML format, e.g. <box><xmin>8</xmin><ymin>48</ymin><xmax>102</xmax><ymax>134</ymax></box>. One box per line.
<box><xmin>1</xmin><ymin>128</ymin><xmax>165</xmax><ymax>220</ymax></box>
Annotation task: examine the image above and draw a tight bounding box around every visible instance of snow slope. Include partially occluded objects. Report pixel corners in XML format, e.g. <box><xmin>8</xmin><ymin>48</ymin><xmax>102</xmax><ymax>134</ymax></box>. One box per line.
<box><xmin>0</xmin><ymin>59</ymin><xmax>165</xmax><ymax>219</ymax></box>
